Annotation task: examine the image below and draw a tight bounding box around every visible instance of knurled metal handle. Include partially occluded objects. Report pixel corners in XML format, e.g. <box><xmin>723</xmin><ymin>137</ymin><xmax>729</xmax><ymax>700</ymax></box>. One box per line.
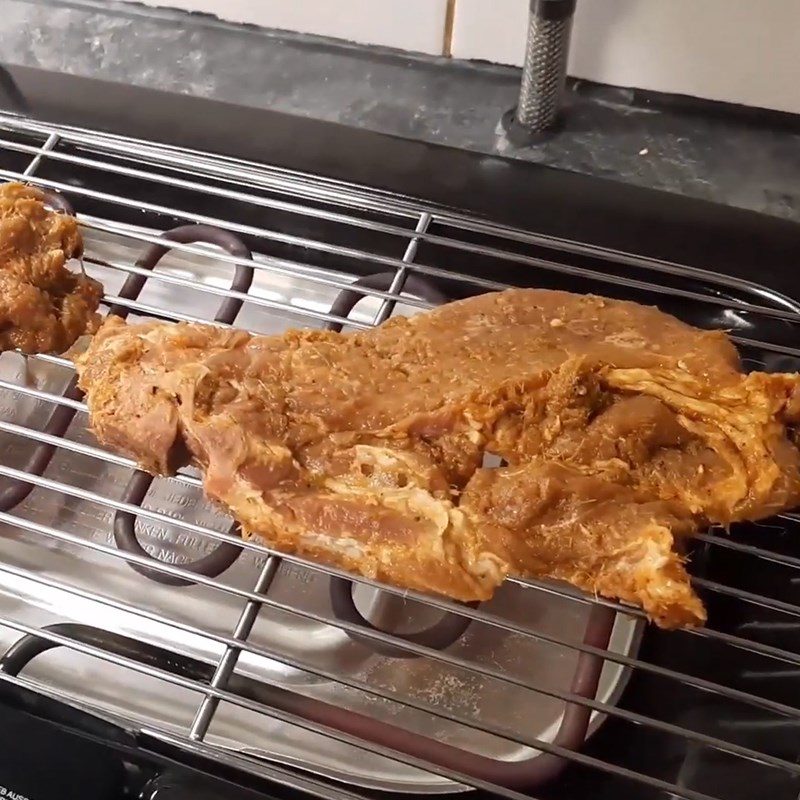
<box><xmin>503</xmin><ymin>0</ymin><xmax>577</xmax><ymax>143</ymax></box>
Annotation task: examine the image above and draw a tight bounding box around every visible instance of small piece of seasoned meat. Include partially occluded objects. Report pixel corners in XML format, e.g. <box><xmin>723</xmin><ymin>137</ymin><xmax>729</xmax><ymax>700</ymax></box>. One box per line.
<box><xmin>0</xmin><ymin>182</ymin><xmax>101</xmax><ymax>354</ymax></box>
<box><xmin>75</xmin><ymin>289</ymin><xmax>800</xmax><ymax>628</ymax></box>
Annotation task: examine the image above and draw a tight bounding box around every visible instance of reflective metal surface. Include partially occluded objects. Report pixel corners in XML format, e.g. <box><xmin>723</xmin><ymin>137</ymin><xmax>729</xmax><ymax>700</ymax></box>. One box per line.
<box><xmin>0</xmin><ymin>229</ymin><xmax>641</xmax><ymax>793</ymax></box>
<box><xmin>0</xmin><ymin>112</ymin><xmax>797</xmax><ymax>800</ymax></box>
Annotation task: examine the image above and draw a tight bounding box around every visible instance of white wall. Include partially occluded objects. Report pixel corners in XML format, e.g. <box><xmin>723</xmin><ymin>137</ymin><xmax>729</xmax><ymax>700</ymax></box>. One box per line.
<box><xmin>134</xmin><ymin>0</ymin><xmax>449</xmax><ymax>54</ymax></box>
<box><xmin>133</xmin><ymin>0</ymin><xmax>800</xmax><ymax>114</ymax></box>
<box><xmin>452</xmin><ymin>0</ymin><xmax>800</xmax><ymax>114</ymax></box>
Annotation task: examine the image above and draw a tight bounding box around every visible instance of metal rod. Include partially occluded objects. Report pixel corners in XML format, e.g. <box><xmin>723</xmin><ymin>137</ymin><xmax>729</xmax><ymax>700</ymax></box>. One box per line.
<box><xmin>0</xmin><ymin>133</ymin><xmax>423</xmax><ymax>236</ymax></box>
<box><xmin>0</xmin><ymin>444</ymin><xmax>797</xmax><ymax>670</ymax></box>
<box><xmin>2</xmin><ymin>422</ymin><xmax>799</xmax><ymax>700</ymax></box>
<box><xmin>82</xmin><ymin>251</ymin><xmax>383</xmax><ymax>328</ymax></box>
<box><xmin>0</xmin><ymin>560</ymin><xmax>630</xmax><ymax>749</ymax></box>
<box><xmin>431</xmin><ymin>213</ymin><xmax>800</xmax><ymax>315</ymax></box>
<box><xmin>0</xmin><ymin>379</ymin><xmax>86</xmax><ymax>411</ymax></box>
<box><xmin>94</xmin><ymin>286</ymin><xmax>370</xmax><ymax>331</ymax></box>
<box><xmin>3</xmin><ymin>113</ymin><xmax>799</xmax><ymax>318</ymax></box>
<box><xmin>79</xmin><ymin>205</ymin><xmax>800</xmax><ymax>330</ymax></box>
<box><xmin>0</xmin><ymin>168</ymin><xmax>415</xmax><ymax>278</ymax></box>
<box><xmin>85</xmin><ymin>209</ymin><xmax>800</xmax><ymax>332</ymax></box>
<box><xmin>1</xmin><ymin>111</ymin><xmax>800</xmax><ymax>799</ymax></box>
<box><xmin>79</xmin><ymin>220</ymin><xmax>433</xmax><ymax>310</ymax></box>
<box><xmin>5</xmin><ymin>401</ymin><xmax>796</xmax><ymax>626</ymax></box>
<box><xmin>7</xmin><ymin>413</ymin><xmax>797</xmax><ymax>586</ymax></box>
<box><xmin>511</xmin><ymin>574</ymin><xmax>800</xmax><ymax>666</ymax></box>
<box><xmin>0</xmin><ymin>413</ymin><xmax>797</xmax><ymax>670</ymax></box>
<box><xmin>4</xmin><ymin>168</ymin><xmax>800</xmax><ymax>335</ymax></box>
<box><xmin>693</xmin><ymin>577</ymin><xmax>800</xmax><ymax>617</ymax></box>
<box><xmin>0</xmin><ymin>547</ymin><xmax>794</xmax><ymax>728</ymax></box>
<box><xmin>694</xmin><ymin>531</ymin><xmax>800</xmax><ymax>571</ymax></box>
<box><xmin>373</xmin><ymin>212</ymin><xmax>432</xmax><ymax>324</ymax></box>
<box><xmin>22</xmin><ymin>131</ymin><xmax>59</xmax><ymax>176</ymax></box>
<box><xmin>0</xmin><ymin>620</ymin><xmax>744</xmax><ymax>800</ymax></box>
<box><xmin>0</xmin><ymin>619</ymin><xmax>529</xmax><ymax>800</ymax></box>
<box><xmin>0</xmin><ymin>499</ymin><xmax>798</xmax><ymax>773</ymax></box>
<box><xmin>188</xmin><ymin>558</ymin><xmax>280</xmax><ymax>741</ymax></box>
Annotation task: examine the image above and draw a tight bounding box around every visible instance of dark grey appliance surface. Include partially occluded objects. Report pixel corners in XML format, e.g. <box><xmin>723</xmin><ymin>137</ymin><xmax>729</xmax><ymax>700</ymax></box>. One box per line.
<box><xmin>0</xmin><ymin>65</ymin><xmax>797</xmax><ymax>800</ymax></box>
<box><xmin>4</xmin><ymin>0</ymin><xmax>800</xmax><ymax>224</ymax></box>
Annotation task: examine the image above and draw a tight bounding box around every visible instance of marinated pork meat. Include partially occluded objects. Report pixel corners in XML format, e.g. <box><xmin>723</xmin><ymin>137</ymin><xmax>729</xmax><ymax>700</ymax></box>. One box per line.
<box><xmin>75</xmin><ymin>289</ymin><xmax>800</xmax><ymax>628</ymax></box>
<box><xmin>0</xmin><ymin>182</ymin><xmax>101</xmax><ymax>354</ymax></box>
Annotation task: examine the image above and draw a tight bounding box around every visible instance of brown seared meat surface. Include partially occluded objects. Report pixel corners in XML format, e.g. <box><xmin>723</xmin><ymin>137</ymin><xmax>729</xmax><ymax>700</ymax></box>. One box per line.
<box><xmin>0</xmin><ymin>182</ymin><xmax>101</xmax><ymax>353</ymax></box>
<box><xmin>75</xmin><ymin>289</ymin><xmax>800</xmax><ymax>628</ymax></box>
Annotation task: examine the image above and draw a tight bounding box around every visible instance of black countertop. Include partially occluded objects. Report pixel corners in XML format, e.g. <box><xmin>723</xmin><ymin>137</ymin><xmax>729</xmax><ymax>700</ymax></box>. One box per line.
<box><xmin>2</xmin><ymin>0</ymin><xmax>799</xmax><ymax>223</ymax></box>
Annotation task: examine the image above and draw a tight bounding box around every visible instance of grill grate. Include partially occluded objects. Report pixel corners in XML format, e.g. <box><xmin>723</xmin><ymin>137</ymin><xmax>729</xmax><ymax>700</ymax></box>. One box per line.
<box><xmin>0</xmin><ymin>113</ymin><xmax>797</xmax><ymax>800</ymax></box>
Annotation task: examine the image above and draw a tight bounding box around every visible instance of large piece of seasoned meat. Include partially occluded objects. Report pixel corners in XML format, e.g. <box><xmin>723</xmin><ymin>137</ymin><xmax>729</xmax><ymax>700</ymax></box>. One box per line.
<box><xmin>75</xmin><ymin>289</ymin><xmax>800</xmax><ymax>627</ymax></box>
<box><xmin>0</xmin><ymin>182</ymin><xmax>101</xmax><ymax>354</ymax></box>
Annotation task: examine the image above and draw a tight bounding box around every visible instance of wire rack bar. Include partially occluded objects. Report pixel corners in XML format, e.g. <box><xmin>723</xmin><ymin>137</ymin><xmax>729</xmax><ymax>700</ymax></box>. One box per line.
<box><xmin>0</xmin><ymin>456</ymin><xmax>770</xmax><ymax>631</ymax></box>
<box><xmin>188</xmin><ymin>558</ymin><xmax>280</xmax><ymax>742</ymax></box>
<box><xmin>0</xmin><ymin>379</ymin><xmax>86</xmax><ymax>411</ymax></box>
<box><xmin>4</xmin><ymin>403</ymin><xmax>800</xmax><ymax>676</ymax></box>
<box><xmin>82</xmin><ymin>251</ymin><xmax>375</xmax><ymax>331</ymax></box>
<box><xmin>5</xmin><ymin>409</ymin><xmax>800</xmax><ymax>590</ymax></box>
<box><xmin>372</xmin><ymin>212</ymin><xmax>431</xmax><ymax>325</ymax></box>
<box><xmin>0</xmin><ymin>615</ymin><xmax>730</xmax><ymax>800</ymax></box>
<box><xmin>692</xmin><ymin>577</ymin><xmax>800</xmax><ymax>618</ymax></box>
<box><xmin>4</xmin><ymin>166</ymin><xmax>800</xmax><ymax>343</ymax></box>
<box><xmin>21</xmin><ymin>131</ymin><xmax>59</xmax><ymax>177</ymax></box>
<box><xmin>1</xmin><ymin>418</ymin><xmax>799</xmax><ymax>671</ymax></box>
<box><xmin>0</xmin><ymin>564</ymin><xmax>659</xmax><ymax>793</ymax></box>
<box><xmin>431</xmin><ymin>213</ymin><xmax>800</xmax><ymax>313</ymax></box>
<box><xmin>0</xmin><ymin>558</ymin><xmax>646</xmax><ymax>794</ymax></box>
<box><xmin>0</xmin><ymin>111</ymin><xmax>799</xmax><ymax>800</ymax></box>
<box><xmin>0</xmin><ymin>134</ymin><xmax>423</xmax><ymax>237</ymax></box>
<box><xmin>0</xmin><ymin>616</ymin><xmax>540</xmax><ymax>800</ymax></box>
<box><xmin>0</xmin><ymin>493</ymin><xmax>797</xmax><ymax>778</ymax></box>
<box><xmin>98</xmin><ymin>293</ymin><xmax>240</xmax><ymax>327</ymax></box>
<box><xmin>694</xmin><ymin>531</ymin><xmax>800</xmax><ymax>571</ymax></box>
<box><xmin>0</xmin><ymin>528</ymin><xmax>796</xmax><ymax>743</ymax></box>
<box><xmin>0</xmin><ymin>125</ymin><xmax>424</xmax><ymax>224</ymax></box>
<box><xmin>0</xmin><ymin>431</ymin><xmax>797</xmax><ymax>707</ymax></box>
<box><xmin>413</xmin><ymin>232</ymin><xmax>800</xmax><ymax>325</ymax></box>
<box><xmin>3</xmin><ymin>115</ymin><xmax>798</xmax><ymax>319</ymax></box>
<box><xmin>507</xmin><ymin>574</ymin><xmax>800</xmax><ymax>665</ymax></box>
<box><xmin>0</xmin><ymin>560</ymin><xmax>631</xmax><ymax>752</ymax></box>
<box><xmin>80</xmin><ymin>216</ymin><xmax>434</xmax><ymax>310</ymax></box>
<box><xmin>0</xmin><ymin>169</ymin><xmax>416</xmax><ymax>277</ymax></box>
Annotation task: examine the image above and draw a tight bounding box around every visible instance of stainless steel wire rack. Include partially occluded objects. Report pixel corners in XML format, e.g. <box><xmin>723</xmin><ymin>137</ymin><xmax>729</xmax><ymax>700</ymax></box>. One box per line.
<box><xmin>0</xmin><ymin>111</ymin><xmax>799</xmax><ymax>800</ymax></box>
